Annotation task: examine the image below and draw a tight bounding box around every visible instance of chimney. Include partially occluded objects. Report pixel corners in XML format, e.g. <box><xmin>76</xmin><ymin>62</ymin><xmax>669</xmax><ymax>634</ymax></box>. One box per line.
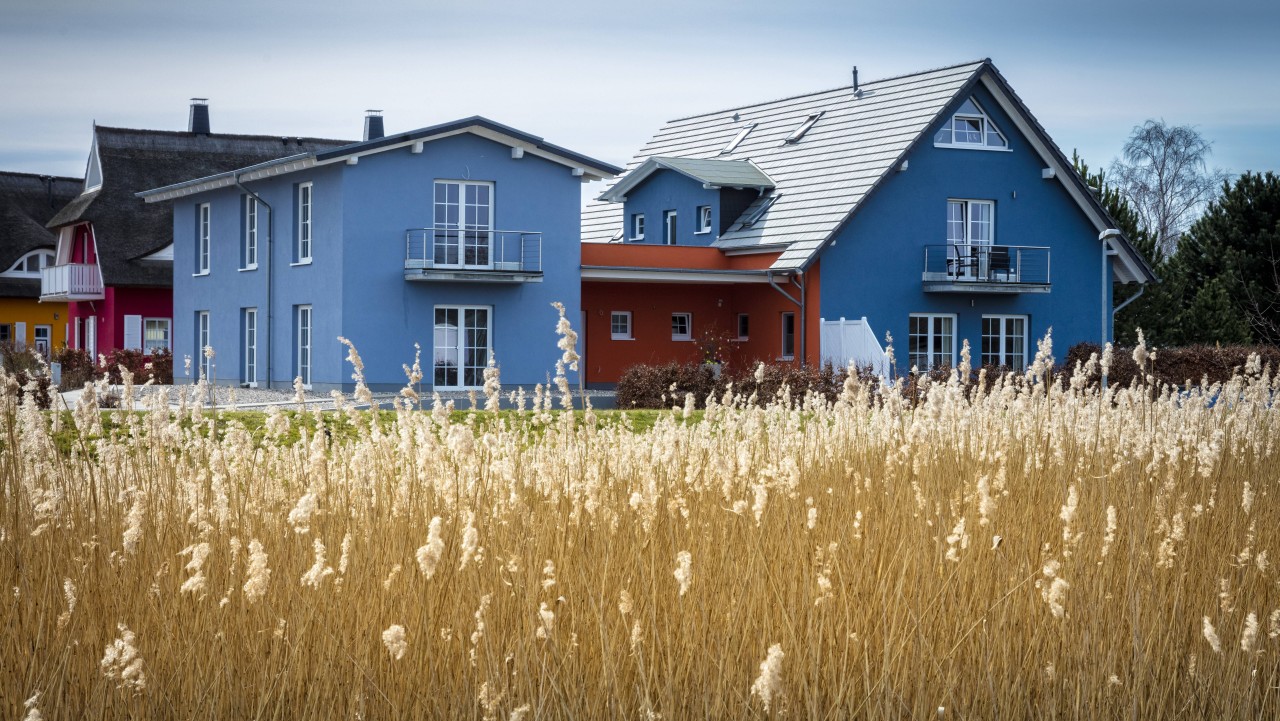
<box><xmin>364</xmin><ymin>110</ymin><xmax>384</xmax><ymax>141</ymax></box>
<box><xmin>189</xmin><ymin>98</ymin><xmax>210</xmax><ymax>134</ymax></box>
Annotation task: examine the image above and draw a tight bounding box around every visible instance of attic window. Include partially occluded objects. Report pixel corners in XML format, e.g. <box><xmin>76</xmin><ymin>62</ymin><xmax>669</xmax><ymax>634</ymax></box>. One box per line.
<box><xmin>934</xmin><ymin>98</ymin><xmax>1008</xmax><ymax>150</ymax></box>
<box><xmin>785</xmin><ymin>112</ymin><xmax>824</xmax><ymax>144</ymax></box>
<box><xmin>721</xmin><ymin>123</ymin><xmax>756</xmax><ymax>155</ymax></box>
<box><xmin>740</xmin><ymin>194</ymin><xmax>780</xmax><ymax>228</ymax></box>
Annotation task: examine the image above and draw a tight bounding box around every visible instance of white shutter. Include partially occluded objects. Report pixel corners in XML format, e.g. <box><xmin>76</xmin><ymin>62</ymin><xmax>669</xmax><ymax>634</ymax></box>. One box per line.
<box><xmin>85</xmin><ymin>317</ymin><xmax>96</xmax><ymax>356</ymax></box>
<box><xmin>14</xmin><ymin>322</ymin><xmax>26</xmax><ymax>349</ymax></box>
<box><xmin>124</xmin><ymin>315</ymin><xmax>142</xmax><ymax>350</ymax></box>
<box><xmin>72</xmin><ymin>320</ymin><xmax>79</xmax><ymax>350</ymax></box>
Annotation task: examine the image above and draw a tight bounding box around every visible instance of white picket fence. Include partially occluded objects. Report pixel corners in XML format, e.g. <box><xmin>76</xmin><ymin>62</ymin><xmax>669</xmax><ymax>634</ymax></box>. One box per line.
<box><xmin>819</xmin><ymin>316</ymin><xmax>889</xmax><ymax>377</ymax></box>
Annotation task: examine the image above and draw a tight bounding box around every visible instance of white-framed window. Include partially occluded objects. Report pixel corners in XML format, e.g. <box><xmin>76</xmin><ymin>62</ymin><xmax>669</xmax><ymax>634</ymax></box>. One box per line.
<box><xmin>663</xmin><ymin>210</ymin><xmax>677</xmax><ymax>245</ymax></box>
<box><xmin>610</xmin><ymin>311</ymin><xmax>632</xmax><ymax>340</ymax></box>
<box><xmin>630</xmin><ymin>213</ymin><xmax>645</xmax><ymax>241</ymax></box>
<box><xmin>671</xmin><ymin>313</ymin><xmax>692</xmax><ymax>341</ymax></box>
<box><xmin>908</xmin><ymin>313</ymin><xmax>956</xmax><ymax>371</ymax></box>
<box><xmin>433</xmin><ymin>305</ymin><xmax>491</xmax><ymax>389</ymax></box>
<box><xmin>785</xmin><ymin>112</ymin><xmax>824</xmax><ymax>144</ymax></box>
<box><xmin>296</xmin><ymin>182</ymin><xmax>313</xmax><ymax>263</ymax></box>
<box><xmin>243</xmin><ymin>308</ymin><xmax>258</xmax><ymax>387</ymax></box>
<box><xmin>934</xmin><ymin>97</ymin><xmax>1008</xmax><ymax>150</ymax></box>
<box><xmin>982</xmin><ymin>315</ymin><xmax>1028</xmax><ymax>371</ymax></box>
<box><xmin>195</xmin><ymin>311</ymin><xmax>211</xmax><ymax>378</ymax></box>
<box><xmin>33</xmin><ymin>325</ymin><xmax>51</xmax><ymax>356</ymax></box>
<box><xmin>432</xmin><ymin>180</ymin><xmax>494</xmax><ymax>268</ymax></box>
<box><xmin>143</xmin><ymin>318</ymin><xmax>171</xmax><ymax>352</ymax></box>
<box><xmin>947</xmin><ymin>199</ymin><xmax>995</xmax><ymax>279</ymax></box>
<box><xmin>196</xmin><ymin>203</ymin><xmax>210</xmax><ymax>275</ymax></box>
<box><xmin>721</xmin><ymin>122</ymin><xmax>756</xmax><ymax>154</ymax></box>
<box><xmin>242</xmin><ymin>195</ymin><xmax>258</xmax><ymax>270</ymax></box>
<box><xmin>2</xmin><ymin>249</ymin><xmax>54</xmax><ymax>277</ymax></box>
<box><xmin>781</xmin><ymin>312</ymin><xmax>796</xmax><ymax>360</ymax></box>
<box><xmin>295</xmin><ymin>305</ymin><xmax>312</xmax><ymax>387</ymax></box>
<box><xmin>696</xmin><ymin>205</ymin><xmax>712</xmax><ymax>234</ymax></box>
<box><xmin>737</xmin><ymin>313</ymin><xmax>749</xmax><ymax>341</ymax></box>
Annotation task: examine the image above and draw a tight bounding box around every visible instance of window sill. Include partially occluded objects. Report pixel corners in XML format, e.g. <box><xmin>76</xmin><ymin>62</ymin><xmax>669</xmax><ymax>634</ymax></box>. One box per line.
<box><xmin>629</xmin><ymin>237</ymin><xmax>644</xmax><ymax>242</ymax></box>
<box><xmin>778</xmin><ymin>355</ymin><xmax>795</xmax><ymax>362</ymax></box>
<box><xmin>933</xmin><ymin>143</ymin><xmax>1013</xmax><ymax>153</ymax></box>
<box><xmin>192</xmin><ymin>271</ymin><xmax>210</xmax><ymax>277</ymax></box>
<box><xmin>239</xmin><ymin>265</ymin><xmax>258</xmax><ymax>272</ymax></box>
<box><xmin>694</xmin><ymin>229</ymin><xmax>711</xmax><ymax>235</ymax></box>
<box><xmin>735</xmin><ymin>337</ymin><xmax>749</xmax><ymax>342</ymax></box>
<box><xmin>290</xmin><ymin>259</ymin><xmax>313</xmax><ymax>267</ymax></box>
<box><xmin>611</xmin><ymin>336</ymin><xmax>635</xmax><ymax>341</ymax></box>
<box><xmin>672</xmin><ymin>337</ymin><xmax>693</xmax><ymax>342</ymax></box>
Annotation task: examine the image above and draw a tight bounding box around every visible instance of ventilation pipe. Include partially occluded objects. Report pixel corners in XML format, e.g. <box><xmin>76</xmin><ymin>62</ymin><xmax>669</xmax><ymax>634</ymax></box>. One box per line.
<box><xmin>364</xmin><ymin>110</ymin><xmax>384</xmax><ymax>141</ymax></box>
<box><xmin>189</xmin><ymin>98</ymin><xmax>210</xmax><ymax>135</ymax></box>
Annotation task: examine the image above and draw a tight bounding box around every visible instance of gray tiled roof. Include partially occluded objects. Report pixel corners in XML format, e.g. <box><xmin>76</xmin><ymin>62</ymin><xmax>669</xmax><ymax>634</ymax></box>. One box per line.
<box><xmin>582</xmin><ymin>60</ymin><xmax>988</xmax><ymax>270</ymax></box>
<box><xmin>599</xmin><ymin>156</ymin><xmax>774</xmax><ymax>202</ymax></box>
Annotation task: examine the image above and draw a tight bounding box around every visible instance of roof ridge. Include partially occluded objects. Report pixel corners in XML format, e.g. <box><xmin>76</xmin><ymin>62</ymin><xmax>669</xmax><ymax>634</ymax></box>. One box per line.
<box><xmin>0</xmin><ymin>170</ymin><xmax>83</xmax><ymax>183</ymax></box>
<box><xmin>667</xmin><ymin>59</ymin><xmax>989</xmax><ymax>123</ymax></box>
<box><xmin>94</xmin><ymin>125</ymin><xmax>353</xmax><ymax>145</ymax></box>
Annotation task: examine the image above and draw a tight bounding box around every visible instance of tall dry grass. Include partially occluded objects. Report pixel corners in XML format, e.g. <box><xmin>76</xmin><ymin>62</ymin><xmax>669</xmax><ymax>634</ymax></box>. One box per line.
<box><xmin>2</xmin><ymin>332</ymin><xmax>1279</xmax><ymax>719</ymax></box>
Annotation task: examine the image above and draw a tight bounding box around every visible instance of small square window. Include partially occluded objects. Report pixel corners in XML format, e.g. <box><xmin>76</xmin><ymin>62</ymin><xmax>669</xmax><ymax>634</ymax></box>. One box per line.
<box><xmin>737</xmin><ymin>313</ymin><xmax>749</xmax><ymax>340</ymax></box>
<box><xmin>671</xmin><ymin>313</ymin><xmax>692</xmax><ymax>341</ymax></box>
<box><xmin>611</xmin><ymin>311</ymin><xmax>632</xmax><ymax>340</ymax></box>
<box><xmin>696</xmin><ymin>206</ymin><xmax>712</xmax><ymax>234</ymax></box>
<box><xmin>631</xmin><ymin>214</ymin><xmax>645</xmax><ymax>241</ymax></box>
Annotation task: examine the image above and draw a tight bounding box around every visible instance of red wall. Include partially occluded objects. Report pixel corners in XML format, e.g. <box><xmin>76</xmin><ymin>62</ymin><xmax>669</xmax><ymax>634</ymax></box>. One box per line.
<box><xmin>67</xmin><ymin>286</ymin><xmax>172</xmax><ymax>353</ymax></box>
<box><xmin>581</xmin><ymin>260</ymin><xmax>821</xmax><ymax>384</ymax></box>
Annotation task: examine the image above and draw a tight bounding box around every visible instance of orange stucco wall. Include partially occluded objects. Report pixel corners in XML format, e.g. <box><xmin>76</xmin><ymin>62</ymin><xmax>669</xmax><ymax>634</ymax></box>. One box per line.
<box><xmin>0</xmin><ymin>297</ymin><xmax>68</xmax><ymax>352</ymax></box>
<box><xmin>581</xmin><ymin>243</ymin><xmax>780</xmax><ymax>271</ymax></box>
<box><xmin>581</xmin><ymin>259</ymin><xmax>821</xmax><ymax>384</ymax></box>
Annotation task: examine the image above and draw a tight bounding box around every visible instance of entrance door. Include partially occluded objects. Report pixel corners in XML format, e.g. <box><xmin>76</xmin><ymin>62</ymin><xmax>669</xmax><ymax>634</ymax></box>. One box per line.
<box><xmin>433</xmin><ymin>306</ymin><xmax>491</xmax><ymax>389</ymax></box>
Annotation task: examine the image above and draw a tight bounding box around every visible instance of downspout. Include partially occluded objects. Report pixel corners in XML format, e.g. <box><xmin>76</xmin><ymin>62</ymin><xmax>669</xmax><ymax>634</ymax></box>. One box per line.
<box><xmin>766</xmin><ymin>271</ymin><xmax>806</xmax><ymax>364</ymax></box>
<box><xmin>234</xmin><ymin>174</ymin><xmax>273</xmax><ymax>389</ymax></box>
<box><xmin>1098</xmin><ymin>228</ymin><xmax>1121</xmax><ymax>390</ymax></box>
<box><xmin>1112</xmin><ymin>285</ymin><xmax>1145</xmax><ymax>318</ymax></box>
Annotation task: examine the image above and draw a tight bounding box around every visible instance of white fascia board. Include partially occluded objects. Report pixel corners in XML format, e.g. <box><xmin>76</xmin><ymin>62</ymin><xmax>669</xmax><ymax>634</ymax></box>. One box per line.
<box><xmin>140</xmin><ymin>243</ymin><xmax>174</xmax><ymax>262</ymax></box>
<box><xmin>581</xmin><ymin>267</ymin><xmax>771</xmax><ymax>284</ymax></box>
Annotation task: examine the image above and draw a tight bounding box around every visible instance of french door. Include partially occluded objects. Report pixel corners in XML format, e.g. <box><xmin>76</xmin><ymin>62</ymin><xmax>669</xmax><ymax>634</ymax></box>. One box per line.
<box><xmin>433</xmin><ymin>181</ymin><xmax>493</xmax><ymax>269</ymax></box>
<box><xmin>947</xmin><ymin>200</ymin><xmax>994</xmax><ymax>279</ymax></box>
<box><xmin>433</xmin><ymin>306</ymin><xmax>491</xmax><ymax>389</ymax></box>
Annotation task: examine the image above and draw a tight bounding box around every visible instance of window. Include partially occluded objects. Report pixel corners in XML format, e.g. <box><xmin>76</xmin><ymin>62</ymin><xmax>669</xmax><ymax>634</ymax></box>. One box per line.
<box><xmin>143</xmin><ymin>318</ymin><xmax>171</xmax><ymax>352</ymax></box>
<box><xmin>296</xmin><ymin>182</ymin><xmax>313</xmax><ymax>263</ymax></box>
<box><xmin>33</xmin><ymin>326</ymin><xmax>50</xmax><ymax>356</ymax></box>
<box><xmin>434</xmin><ymin>306</ymin><xmax>490</xmax><ymax>389</ymax></box>
<box><xmin>785</xmin><ymin>112</ymin><xmax>824</xmax><ymax>144</ymax></box>
<box><xmin>781</xmin><ymin>313</ymin><xmax>796</xmax><ymax>359</ymax></box>
<box><xmin>721</xmin><ymin>123</ymin><xmax>756</xmax><ymax>154</ymax></box>
<box><xmin>242</xmin><ymin>195</ymin><xmax>258</xmax><ymax>270</ymax></box>
<box><xmin>663</xmin><ymin>210</ymin><xmax>677</xmax><ymax>245</ymax></box>
<box><xmin>611</xmin><ymin>311</ymin><xmax>632</xmax><ymax>340</ymax></box>
<box><xmin>630</xmin><ymin>213</ymin><xmax>645</xmax><ymax>241</ymax></box>
<box><xmin>243</xmin><ymin>308</ymin><xmax>258</xmax><ymax>386</ymax></box>
<box><xmin>195</xmin><ymin>311</ymin><xmax>211</xmax><ymax>378</ymax></box>
<box><xmin>737</xmin><ymin>313</ymin><xmax>750</xmax><ymax>341</ymax></box>
<box><xmin>0</xmin><ymin>324</ymin><xmax>9</xmax><ymax>343</ymax></box>
<box><xmin>2</xmin><ymin>250</ymin><xmax>54</xmax><ymax>277</ymax></box>
<box><xmin>741</xmin><ymin>194</ymin><xmax>780</xmax><ymax>228</ymax></box>
<box><xmin>982</xmin><ymin>315</ymin><xmax>1028</xmax><ymax>371</ymax></box>
<box><xmin>196</xmin><ymin>203</ymin><xmax>210</xmax><ymax>275</ymax></box>
<box><xmin>934</xmin><ymin>98</ymin><xmax>1008</xmax><ymax>150</ymax></box>
<box><xmin>908</xmin><ymin>314</ymin><xmax>955</xmax><ymax>370</ymax></box>
<box><xmin>432</xmin><ymin>181</ymin><xmax>493</xmax><ymax>268</ymax></box>
<box><xmin>671</xmin><ymin>313</ymin><xmax>692</xmax><ymax>341</ymax></box>
<box><xmin>295</xmin><ymin>305</ymin><xmax>312</xmax><ymax>387</ymax></box>
<box><xmin>696</xmin><ymin>206</ymin><xmax>712</xmax><ymax>235</ymax></box>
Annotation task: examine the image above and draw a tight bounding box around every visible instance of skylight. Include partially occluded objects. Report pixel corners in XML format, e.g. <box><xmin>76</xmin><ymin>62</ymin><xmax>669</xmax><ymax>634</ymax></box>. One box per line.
<box><xmin>741</xmin><ymin>194</ymin><xmax>780</xmax><ymax>228</ymax></box>
<box><xmin>784</xmin><ymin>112</ymin><xmax>824</xmax><ymax>144</ymax></box>
<box><xmin>721</xmin><ymin>123</ymin><xmax>756</xmax><ymax>155</ymax></box>
<box><xmin>934</xmin><ymin>98</ymin><xmax>1008</xmax><ymax>150</ymax></box>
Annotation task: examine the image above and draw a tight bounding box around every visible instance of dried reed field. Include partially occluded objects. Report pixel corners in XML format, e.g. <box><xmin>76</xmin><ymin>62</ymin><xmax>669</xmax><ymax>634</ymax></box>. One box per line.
<box><xmin>3</xmin><ymin>329</ymin><xmax>1279</xmax><ymax>719</ymax></box>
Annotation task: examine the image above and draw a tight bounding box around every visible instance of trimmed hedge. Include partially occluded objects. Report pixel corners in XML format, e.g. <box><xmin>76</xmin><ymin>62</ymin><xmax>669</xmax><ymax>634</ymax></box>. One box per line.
<box><xmin>53</xmin><ymin>347</ymin><xmax>175</xmax><ymax>390</ymax></box>
<box><xmin>1064</xmin><ymin>342</ymin><xmax>1280</xmax><ymax>388</ymax></box>
<box><xmin>615</xmin><ymin>361</ymin><xmax>857</xmax><ymax>409</ymax></box>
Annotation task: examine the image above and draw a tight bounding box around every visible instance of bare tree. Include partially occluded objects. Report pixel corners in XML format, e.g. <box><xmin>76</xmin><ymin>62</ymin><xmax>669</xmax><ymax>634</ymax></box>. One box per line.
<box><xmin>1109</xmin><ymin>120</ymin><xmax>1227</xmax><ymax>258</ymax></box>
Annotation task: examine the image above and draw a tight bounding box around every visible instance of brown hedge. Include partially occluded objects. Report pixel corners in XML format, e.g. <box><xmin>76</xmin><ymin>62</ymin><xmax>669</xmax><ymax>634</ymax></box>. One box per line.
<box><xmin>1064</xmin><ymin>342</ymin><xmax>1280</xmax><ymax>388</ymax></box>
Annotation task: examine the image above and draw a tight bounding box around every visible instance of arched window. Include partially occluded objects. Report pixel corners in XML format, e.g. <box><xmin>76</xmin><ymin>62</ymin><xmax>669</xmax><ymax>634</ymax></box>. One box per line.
<box><xmin>2</xmin><ymin>250</ymin><xmax>55</xmax><ymax>277</ymax></box>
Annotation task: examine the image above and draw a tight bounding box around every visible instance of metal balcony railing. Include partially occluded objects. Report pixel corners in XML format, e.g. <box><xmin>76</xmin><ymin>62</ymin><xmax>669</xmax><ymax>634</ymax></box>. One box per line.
<box><xmin>41</xmin><ymin>262</ymin><xmax>104</xmax><ymax>300</ymax></box>
<box><xmin>923</xmin><ymin>244</ymin><xmax>1050</xmax><ymax>287</ymax></box>
<box><xmin>405</xmin><ymin>227</ymin><xmax>542</xmax><ymax>274</ymax></box>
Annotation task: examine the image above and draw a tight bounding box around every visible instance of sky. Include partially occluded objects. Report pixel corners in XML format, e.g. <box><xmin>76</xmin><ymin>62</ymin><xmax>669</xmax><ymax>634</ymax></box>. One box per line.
<box><xmin>2</xmin><ymin>0</ymin><xmax>1278</xmax><ymax>205</ymax></box>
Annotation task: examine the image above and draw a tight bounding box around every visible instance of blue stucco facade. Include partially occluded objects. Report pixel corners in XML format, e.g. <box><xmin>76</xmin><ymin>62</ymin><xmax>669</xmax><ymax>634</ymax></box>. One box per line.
<box><xmin>172</xmin><ymin>131</ymin><xmax>590</xmax><ymax>391</ymax></box>
<box><xmin>817</xmin><ymin>84</ymin><xmax>1114</xmax><ymax>371</ymax></box>
<box><xmin>619</xmin><ymin>172</ymin><xmax>723</xmax><ymax>247</ymax></box>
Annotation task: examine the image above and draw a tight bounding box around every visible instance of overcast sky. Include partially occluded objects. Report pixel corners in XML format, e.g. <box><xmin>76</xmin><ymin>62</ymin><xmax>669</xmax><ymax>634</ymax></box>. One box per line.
<box><xmin>2</xmin><ymin>0</ymin><xmax>1277</xmax><ymax>203</ymax></box>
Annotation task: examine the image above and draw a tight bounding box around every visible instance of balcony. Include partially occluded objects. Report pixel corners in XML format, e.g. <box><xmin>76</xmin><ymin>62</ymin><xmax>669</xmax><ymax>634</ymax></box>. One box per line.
<box><xmin>922</xmin><ymin>244</ymin><xmax>1050</xmax><ymax>293</ymax></box>
<box><xmin>404</xmin><ymin>227</ymin><xmax>543</xmax><ymax>283</ymax></box>
<box><xmin>41</xmin><ymin>263</ymin><xmax>104</xmax><ymax>301</ymax></box>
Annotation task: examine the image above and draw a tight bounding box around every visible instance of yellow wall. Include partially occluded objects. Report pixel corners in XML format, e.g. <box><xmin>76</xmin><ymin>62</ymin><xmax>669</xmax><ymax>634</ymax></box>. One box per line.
<box><xmin>0</xmin><ymin>297</ymin><xmax>67</xmax><ymax>351</ymax></box>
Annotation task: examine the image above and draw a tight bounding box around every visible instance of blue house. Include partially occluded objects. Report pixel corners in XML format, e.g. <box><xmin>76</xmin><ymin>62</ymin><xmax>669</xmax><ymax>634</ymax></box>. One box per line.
<box><xmin>579</xmin><ymin>59</ymin><xmax>1155</xmax><ymax>383</ymax></box>
<box><xmin>141</xmin><ymin>114</ymin><xmax>620</xmax><ymax>391</ymax></box>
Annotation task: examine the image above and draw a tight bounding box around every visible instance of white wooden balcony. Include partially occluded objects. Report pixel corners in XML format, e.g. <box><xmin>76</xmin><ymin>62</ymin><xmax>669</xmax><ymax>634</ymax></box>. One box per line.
<box><xmin>41</xmin><ymin>263</ymin><xmax>104</xmax><ymax>301</ymax></box>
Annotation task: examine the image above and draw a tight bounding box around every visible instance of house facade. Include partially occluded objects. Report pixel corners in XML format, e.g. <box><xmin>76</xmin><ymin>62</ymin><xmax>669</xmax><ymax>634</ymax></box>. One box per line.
<box><xmin>40</xmin><ymin>101</ymin><xmax>349</xmax><ymax>359</ymax></box>
<box><xmin>580</xmin><ymin>60</ymin><xmax>1154</xmax><ymax>383</ymax></box>
<box><xmin>0</xmin><ymin>172</ymin><xmax>81</xmax><ymax>353</ymax></box>
<box><xmin>141</xmin><ymin>115</ymin><xmax>620</xmax><ymax>391</ymax></box>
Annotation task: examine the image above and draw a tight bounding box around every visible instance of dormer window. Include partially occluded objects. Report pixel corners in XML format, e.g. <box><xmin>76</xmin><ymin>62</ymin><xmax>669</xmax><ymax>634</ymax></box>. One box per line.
<box><xmin>785</xmin><ymin>112</ymin><xmax>824</xmax><ymax>144</ymax></box>
<box><xmin>721</xmin><ymin>123</ymin><xmax>756</xmax><ymax>155</ymax></box>
<box><xmin>934</xmin><ymin>98</ymin><xmax>1008</xmax><ymax>150</ymax></box>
